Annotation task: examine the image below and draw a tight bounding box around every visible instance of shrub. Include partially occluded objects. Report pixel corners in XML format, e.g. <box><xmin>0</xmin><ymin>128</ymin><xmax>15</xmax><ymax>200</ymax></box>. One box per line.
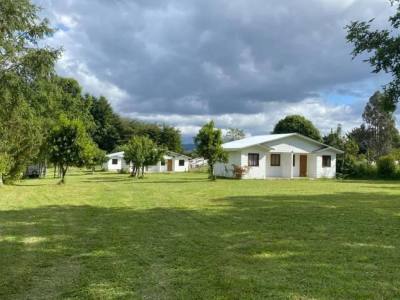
<box><xmin>350</xmin><ymin>160</ymin><xmax>377</xmax><ymax>179</ymax></box>
<box><xmin>232</xmin><ymin>164</ymin><xmax>249</xmax><ymax>179</ymax></box>
<box><xmin>377</xmin><ymin>155</ymin><xmax>397</xmax><ymax>178</ymax></box>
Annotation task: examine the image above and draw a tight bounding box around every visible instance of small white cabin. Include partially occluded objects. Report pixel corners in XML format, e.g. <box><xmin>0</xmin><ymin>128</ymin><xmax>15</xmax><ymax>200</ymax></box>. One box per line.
<box><xmin>103</xmin><ymin>151</ymin><xmax>190</xmax><ymax>173</ymax></box>
<box><xmin>214</xmin><ymin>133</ymin><xmax>343</xmax><ymax>179</ymax></box>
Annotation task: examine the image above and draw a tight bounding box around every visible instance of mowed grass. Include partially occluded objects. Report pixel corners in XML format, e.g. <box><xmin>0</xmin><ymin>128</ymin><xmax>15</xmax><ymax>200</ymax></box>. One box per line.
<box><xmin>1</xmin><ymin>171</ymin><xmax>400</xmax><ymax>299</ymax></box>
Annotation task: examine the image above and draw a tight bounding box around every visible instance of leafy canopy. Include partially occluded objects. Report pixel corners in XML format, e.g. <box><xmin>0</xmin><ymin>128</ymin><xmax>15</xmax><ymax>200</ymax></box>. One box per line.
<box><xmin>273</xmin><ymin>115</ymin><xmax>322</xmax><ymax>142</ymax></box>
<box><xmin>123</xmin><ymin>136</ymin><xmax>165</xmax><ymax>178</ymax></box>
<box><xmin>194</xmin><ymin>121</ymin><xmax>227</xmax><ymax>180</ymax></box>
<box><xmin>48</xmin><ymin>117</ymin><xmax>97</xmax><ymax>183</ymax></box>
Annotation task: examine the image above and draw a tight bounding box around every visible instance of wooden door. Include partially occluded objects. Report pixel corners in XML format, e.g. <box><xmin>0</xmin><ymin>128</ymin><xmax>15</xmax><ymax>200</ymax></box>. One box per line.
<box><xmin>300</xmin><ymin>155</ymin><xmax>307</xmax><ymax>177</ymax></box>
<box><xmin>167</xmin><ymin>159</ymin><xmax>173</xmax><ymax>171</ymax></box>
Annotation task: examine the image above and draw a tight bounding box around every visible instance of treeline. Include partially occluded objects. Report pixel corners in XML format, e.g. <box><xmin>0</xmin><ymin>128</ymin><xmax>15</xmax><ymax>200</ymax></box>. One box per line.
<box><xmin>0</xmin><ymin>0</ymin><xmax>182</xmax><ymax>185</ymax></box>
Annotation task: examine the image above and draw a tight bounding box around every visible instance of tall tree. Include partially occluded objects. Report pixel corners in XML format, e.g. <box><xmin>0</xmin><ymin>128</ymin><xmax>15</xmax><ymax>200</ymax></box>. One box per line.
<box><xmin>224</xmin><ymin>128</ymin><xmax>246</xmax><ymax>142</ymax></box>
<box><xmin>159</xmin><ymin>125</ymin><xmax>183</xmax><ymax>153</ymax></box>
<box><xmin>194</xmin><ymin>121</ymin><xmax>227</xmax><ymax>180</ymax></box>
<box><xmin>88</xmin><ymin>95</ymin><xmax>122</xmax><ymax>152</ymax></box>
<box><xmin>273</xmin><ymin>115</ymin><xmax>322</xmax><ymax>141</ymax></box>
<box><xmin>349</xmin><ymin>91</ymin><xmax>399</xmax><ymax>161</ymax></box>
<box><xmin>346</xmin><ymin>0</ymin><xmax>400</xmax><ymax>111</ymax></box>
<box><xmin>0</xmin><ymin>0</ymin><xmax>59</xmax><ymax>182</ymax></box>
<box><xmin>323</xmin><ymin>124</ymin><xmax>344</xmax><ymax>151</ymax></box>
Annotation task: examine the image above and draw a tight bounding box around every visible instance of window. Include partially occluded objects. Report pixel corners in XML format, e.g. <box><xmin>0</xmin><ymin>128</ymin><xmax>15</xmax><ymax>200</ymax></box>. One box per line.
<box><xmin>112</xmin><ymin>159</ymin><xmax>118</xmax><ymax>165</ymax></box>
<box><xmin>293</xmin><ymin>154</ymin><xmax>296</xmax><ymax>167</ymax></box>
<box><xmin>161</xmin><ymin>160</ymin><xmax>165</xmax><ymax>166</ymax></box>
<box><xmin>248</xmin><ymin>153</ymin><xmax>259</xmax><ymax>167</ymax></box>
<box><xmin>179</xmin><ymin>160</ymin><xmax>185</xmax><ymax>166</ymax></box>
<box><xmin>322</xmin><ymin>155</ymin><xmax>331</xmax><ymax>168</ymax></box>
<box><xmin>270</xmin><ymin>154</ymin><xmax>281</xmax><ymax>166</ymax></box>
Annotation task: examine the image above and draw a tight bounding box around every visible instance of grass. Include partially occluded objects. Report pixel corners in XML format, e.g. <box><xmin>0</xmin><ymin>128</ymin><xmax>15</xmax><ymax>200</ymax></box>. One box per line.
<box><xmin>1</xmin><ymin>170</ymin><xmax>400</xmax><ymax>299</ymax></box>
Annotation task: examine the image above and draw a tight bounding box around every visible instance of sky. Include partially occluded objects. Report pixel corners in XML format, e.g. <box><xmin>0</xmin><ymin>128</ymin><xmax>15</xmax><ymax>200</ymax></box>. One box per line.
<box><xmin>34</xmin><ymin>0</ymin><xmax>399</xmax><ymax>142</ymax></box>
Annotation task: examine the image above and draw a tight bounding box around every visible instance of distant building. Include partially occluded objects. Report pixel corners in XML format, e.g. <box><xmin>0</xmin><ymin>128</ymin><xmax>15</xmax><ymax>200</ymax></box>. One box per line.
<box><xmin>103</xmin><ymin>151</ymin><xmax>190</xmax><ymax>173</ymax></box>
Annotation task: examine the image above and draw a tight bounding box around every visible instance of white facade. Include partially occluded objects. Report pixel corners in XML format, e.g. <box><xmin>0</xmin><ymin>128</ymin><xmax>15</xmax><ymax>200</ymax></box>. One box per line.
<box><xmin>214</xmin><ymin>133</ymin><xmax>343</xmax><ymax>179</ymax></box>
<box><xmin>103</xmin><ymin>151</ymin><xmax>190</xmax><ymax>173</ymax></box>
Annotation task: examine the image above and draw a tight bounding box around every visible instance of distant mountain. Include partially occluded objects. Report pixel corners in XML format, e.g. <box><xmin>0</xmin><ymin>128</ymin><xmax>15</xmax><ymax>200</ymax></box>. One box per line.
<box><xmin>183</xmin><ymin>143</ymin><xmax>196</xmax><ymax>152</ymax></box>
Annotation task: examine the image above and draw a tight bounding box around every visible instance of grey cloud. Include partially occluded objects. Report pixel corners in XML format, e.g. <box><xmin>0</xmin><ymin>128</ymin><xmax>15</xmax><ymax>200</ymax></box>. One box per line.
<box><xmin>37</xmin><ymin>0</ymin><xmax>392</xmax><ymax>116</ymax></box>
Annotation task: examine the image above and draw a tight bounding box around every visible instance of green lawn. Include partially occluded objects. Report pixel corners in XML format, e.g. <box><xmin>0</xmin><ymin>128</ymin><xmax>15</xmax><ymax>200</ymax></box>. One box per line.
<box><xmin>1</xmin><ymin>171</ymin><xmax>400</xmax><ymax>299</ymax></box>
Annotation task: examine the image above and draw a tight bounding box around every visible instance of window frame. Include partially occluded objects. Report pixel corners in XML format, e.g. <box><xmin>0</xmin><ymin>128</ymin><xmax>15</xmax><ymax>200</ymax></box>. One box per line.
<box><xmin>179</xmin><ymin>159</ymin><xmax>185</xmax><ymax>166</ymax></box>
<box><xmin>270</xmin><ymin>154</ymin><xmax>281</xmax><ymax>167</ymax></box>
<box><xmin>322</xmin><ymin>155</ymin><xmax>332</xmax><ymax>168</ymax></box>
<box><xmin>111</xmin><ymin>158</ymin><xmax>119</xmax><ymax>165</ymax></box>
<box><xmin>293</xmin><ymin>154</ymin><xmax>296</xmax><ymax>167</ymax></box>
<box><xmin>248</xmin><ymin>153</ymin><xmax>260</xmax><ymax>167</ymax></box>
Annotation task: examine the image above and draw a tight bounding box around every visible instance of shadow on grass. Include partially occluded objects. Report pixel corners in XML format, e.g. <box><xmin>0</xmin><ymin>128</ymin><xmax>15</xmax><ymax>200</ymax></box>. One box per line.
<box><xmin>1</xmin><ymin>192</ymin><xmax>400</xmax><ymax>298</ymax></box>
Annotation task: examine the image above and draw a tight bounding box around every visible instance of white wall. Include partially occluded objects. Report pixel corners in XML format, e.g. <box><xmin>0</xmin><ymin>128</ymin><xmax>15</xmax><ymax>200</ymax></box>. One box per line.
<box><xmin>104</xmin><ymin>157</ymin><xmax>129</xmax><ymax>172</ymax></box>
<box><xmin>315</xmin><ymin>151</ymin><xmax>337</xmax><ymax>178</ymax></box>
<box><xmin>293</xmin><ymin>154</ymin><xmax>300</xmax><ymax>177</ymax></box>
<box><xmin>214</xmin><ymin>151</ymin><xmax>241</xmax><ymax>178</ymax></box>
<box><xmin>173</xmin><ymin>158</ymin><xmax>189</xmax><ymax>172</ymax></box>
<box><xmin>265</xmin><ymin>153</ymin><xmax>283</xmax><ymax>178</ymax></box>
<box><xmin>240</xmin><ymin>146</ymin><xmax>267</xmax><ymax>179</ymax></box>
<box><xmin>308</xmin><ymin>154</ymin><xmax>317</xmax><ymax>178</ymax></box>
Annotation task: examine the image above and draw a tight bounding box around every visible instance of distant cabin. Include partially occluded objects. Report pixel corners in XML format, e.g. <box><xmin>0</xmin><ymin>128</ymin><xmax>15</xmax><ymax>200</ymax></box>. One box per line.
<box><xmin>214</xmin><ymin>133</ymin><xmax>343</xmax><ymax>179</ymax></box>
<box><xmin>103</xmin><ymin>151</ymin><xmax>190</xmax><ymax>173</ymax></box>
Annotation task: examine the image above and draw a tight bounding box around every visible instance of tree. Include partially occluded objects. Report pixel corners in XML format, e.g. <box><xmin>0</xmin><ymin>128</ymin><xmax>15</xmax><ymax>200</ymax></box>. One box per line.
<box><xmin>349</xmin><ymin>91</ymin><xmax>399</xmax><ymax>162</ymax></box>
<box><xmin>123</xmin><ymin>136</ymin><xmax>164</xmax><ymax>178</ymax></box>
<box><xmin>48</xmin><ymin>118</ymin><xmax>94</xmax><ymax>184</ymax></box>
<box><xmin>323</xmin><ymin>124</ymin><xmax>344</xmax><ymax>150</ymax></box>
<box><xmin>224</xmin><ymin>128</ymin><xmax>246</xmax><ymax>142</ymax></box>
<box><xmin>346</xmin><ymin>0</ymin><xmax>400</xmax><ymax>111</ymax></box>
<box><xmin>159</xmin><ymin>125</ymin><xmax>183</xmax><ymax>153</ymax></box>
<box><xmin>273</xmin><ymin>115</ymin><xmax>322</xmax><ymax>141</ymax></box>
<box><xmin>88</xmin><ymin>95</ymin><xmax>123</xmax><ymax>152</ymax></box>
<box><xmin>194</xmin><ymin>121</ymin><xmax>228</xmax><ymax>180</ymax></box>
<box><xmin>0</xmin><ymin>0</ymin><xmax>60</xmax><ymax>182</ymax></box>
<box><xmin>82</xmin><ymin>142</ymin><xmax>107</xmax><ymax>173</ymax></box>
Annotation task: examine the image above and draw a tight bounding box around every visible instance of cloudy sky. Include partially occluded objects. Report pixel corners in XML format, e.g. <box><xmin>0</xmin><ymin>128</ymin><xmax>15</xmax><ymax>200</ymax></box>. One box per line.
<box><xmin>35</xmin><ymin>0</ymin><xmax>398</xmax><ymax>142</ymax></box>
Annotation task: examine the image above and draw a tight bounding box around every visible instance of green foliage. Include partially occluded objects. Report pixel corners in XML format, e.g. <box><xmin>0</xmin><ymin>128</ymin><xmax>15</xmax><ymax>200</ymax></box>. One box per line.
<box><xmin>88</xmin><ymin>95</ymin><xmax>123</xmax><ymax>152</ymax></box>
<box><xmin>123</xmin><ymin>136</ymin><xmax>164</xmax><ymax>178</ymax></box>
<box><xmin>377</xmin><ymin>155</ymin><xmax>397</xmax><ymax>179</ymax></box>
<box><xmin>119</xmin><ymin>119</ymin><xmax>183</xmax><ymax>153</ymax></box>
<box><xmin>194</xmin><ymin>121</ymin><xmax>228</xmax><ymax>180</ymax></box>
<box><xmin>350</xmin><ymin>160</ymin><xmax>377</xmax><ymax>179</ymax></box>
<box><xmin>48</xmin><ymin>118</ymin><xmax>94</xmax><ymax>183</ymax></box>
<box><xmin>0</xmin><ymin>0</ymin><xmax>59</xmax><ymax>183</ymax></box>
<box><xmin>349</xmin><ymin>91</ymin><xmax>399</xmax><ymax>162</ymax></box>
<box><xmin>346</xmin><ymin>0</ymin><xmax>400</xmax><ymax>111</ymax></box>
<box><xmin>82</xmin><ymin>142</ymin><xmax>107</xmax><ymax>172</ymax></box>
<box><xmin>273</xmin><ymin>115</ymin><xmax>322</xmax><ymax>141</ymax></box>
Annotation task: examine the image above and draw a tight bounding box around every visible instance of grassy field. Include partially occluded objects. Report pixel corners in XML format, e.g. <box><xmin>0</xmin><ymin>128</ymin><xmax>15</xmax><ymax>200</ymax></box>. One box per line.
<box><xmin>1</xmin><ymin>170</ymin><xmax>400</xmax><ymax>299</ymax></box>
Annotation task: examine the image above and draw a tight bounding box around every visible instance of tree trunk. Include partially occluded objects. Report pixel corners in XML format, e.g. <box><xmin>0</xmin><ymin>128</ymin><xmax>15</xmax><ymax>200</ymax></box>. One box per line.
<box><xmin>141</xmin><ymin>166</ymin><xmax>145</xmax><ymax>178</ymax></box>
<box><xmin>0</xmin><ymin>174</ymin><xmax>3</xmax><ymax>187</ymax></box>
<box><xmin>208</xmin><ymin>164</ymin><xmax>215</xmax><ymax>180</ymax></box>
<box><xmin>60</xmin><ymin>165</ymin><xmax>68</xmax><ymax>184</ymax></box>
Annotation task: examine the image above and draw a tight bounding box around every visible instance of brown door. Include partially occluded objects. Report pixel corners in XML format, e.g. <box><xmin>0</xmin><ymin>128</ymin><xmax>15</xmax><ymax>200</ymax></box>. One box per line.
<box><xmin>167</xmin><ymin>159</ymin><xmax>173</xmax><ymax>171</ymax></box>
<box><xmin>300</xmin><ymin>155</ymin><xmax>307</xmax><ymax>177</ymax></box>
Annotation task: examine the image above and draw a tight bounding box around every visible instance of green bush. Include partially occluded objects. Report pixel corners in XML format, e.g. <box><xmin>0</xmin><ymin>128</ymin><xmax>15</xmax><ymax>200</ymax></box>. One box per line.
<box><xmin>350</xmin><ymin>160</ymin><xmax>377</xmax><ymax>179</ymax></box>
<box><xmin>377</xmin><ymin>156</ymin><xmax>397</xmax><ymax>178</ymax></box>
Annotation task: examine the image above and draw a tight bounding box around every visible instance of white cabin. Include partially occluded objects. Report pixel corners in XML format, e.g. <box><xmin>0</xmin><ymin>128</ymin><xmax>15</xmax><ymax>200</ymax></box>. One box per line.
<box><xmin>103</xmin><ymin>151</ymin><xmax>190</xmax><ymax>173</ymax></box>
<box><xmin>214</xmin><ymin>133</ymin><xmax>343</xmax><ymax>179</ymax></box>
